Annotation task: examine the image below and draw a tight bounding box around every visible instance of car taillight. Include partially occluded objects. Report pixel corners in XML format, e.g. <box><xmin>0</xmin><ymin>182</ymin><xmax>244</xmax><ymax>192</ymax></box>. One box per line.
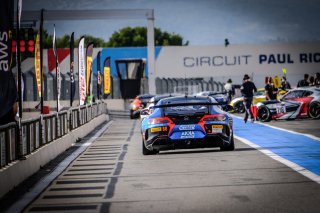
<box><xmin>148</xmin><ymin>117</ymin><xmax>173</xmax><ymax>125</ymax></box>
<box><xmin>201</xmin><ymin>114</ymin><xmax>227</xmax><ymax>122</ymax></box>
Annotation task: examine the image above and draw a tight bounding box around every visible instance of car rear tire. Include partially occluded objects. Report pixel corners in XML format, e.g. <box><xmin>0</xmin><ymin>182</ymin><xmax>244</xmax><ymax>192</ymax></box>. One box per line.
<box><xmin>257</xmin><ymin>105</ymin><xmax>272</xmax><ymax>122</ymax></box>
<box><xmin>308</xmin><ymin>101</ymin><xmax>320</xmax><ymax>119</ymax></box>
<box><xmin>142</xmin><ymin>140</ymin><xmax>157</xmax><ymax>155</ymax></box>
<box><xmin>220</xmin><ymin>134</ymin><xmax>235</xmax><ymax>151</ymax></box>
<box><xmin>234</xmin><ymin>101</ymin><xmax>245</xmax><ymax>113</ymax></box>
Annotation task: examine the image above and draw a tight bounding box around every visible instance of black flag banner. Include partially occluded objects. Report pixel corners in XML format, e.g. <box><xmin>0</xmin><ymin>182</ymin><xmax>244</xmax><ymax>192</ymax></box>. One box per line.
<box><xmin>70</xmin><ymin>32</ymin><xmax>75</xmax><ymax>106</ymax></box>
<box><xmin>96</xmin><ymin>51</ymin><xmax>102</xmax><ymax>100</ymax></box>
<box><xmin>0</xmin><ymin>0</ymin><xmax>17</xmax><ymax>124</ymax></box>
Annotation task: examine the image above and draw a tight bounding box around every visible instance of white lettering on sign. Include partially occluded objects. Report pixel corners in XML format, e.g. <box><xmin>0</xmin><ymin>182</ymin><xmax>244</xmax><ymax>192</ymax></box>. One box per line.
<box><xmin>0</xmin><ymin>32</ymin><xmax>9</xmax><ymax>71</ymax></box>
<box><xmin>184</xmin><ymin>55</ymin><xmax>252</xmax><ymax>67</ymax></box>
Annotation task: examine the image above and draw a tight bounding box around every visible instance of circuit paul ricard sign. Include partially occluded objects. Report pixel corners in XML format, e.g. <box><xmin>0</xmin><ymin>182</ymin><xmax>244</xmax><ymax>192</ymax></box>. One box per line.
<box><xmin>155</xmin><ymin>43</ymin><xmax>320</xmax><ymax>87</ymax></box>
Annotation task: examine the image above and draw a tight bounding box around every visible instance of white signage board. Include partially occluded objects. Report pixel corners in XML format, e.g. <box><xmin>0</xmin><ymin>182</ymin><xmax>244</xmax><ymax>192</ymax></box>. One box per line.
<box><xmin>155</xmin><ymin>43</ymin><xmax>320</xmax><ymax>88</ymax></box>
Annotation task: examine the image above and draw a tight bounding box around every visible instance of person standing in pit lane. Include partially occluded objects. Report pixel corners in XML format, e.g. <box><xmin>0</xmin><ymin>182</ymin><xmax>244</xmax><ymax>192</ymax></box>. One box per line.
<box><xmin>265</xmin><ymin>77</ymin><xmax>278</xmax><ymax>100</ymax></box>
<box><xmin>224</xmin><ymin>78</ymin><xmax>235</xmax><ymax>103</ymax></box>
<box><xmin>240</xmin><ymin>74</ymin><xmax>257</xmax><ymax>123</ymax></box>
<box><xmin>297</xmin><ymin>74</ymin><xmax>310</xmax><ymax>87</ymax></box>
<box><xmin>315</xmin><ymin>73</ymin><xmax>320</xmax><ymax>86</ymax></box>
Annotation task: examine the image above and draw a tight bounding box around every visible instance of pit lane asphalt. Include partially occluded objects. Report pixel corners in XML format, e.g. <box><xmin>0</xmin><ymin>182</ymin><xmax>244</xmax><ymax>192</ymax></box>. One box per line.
<box><xmin>2</xmin><ymin>114</ymin><xmax>320</xmax><ymax>213</ymax></box>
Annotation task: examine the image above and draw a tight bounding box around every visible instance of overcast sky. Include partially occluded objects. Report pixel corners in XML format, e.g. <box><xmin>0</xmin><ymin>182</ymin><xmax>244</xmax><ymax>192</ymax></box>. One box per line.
<box><xmin>22</xmin><ymin>0</ymin><xmax>320</xmax><ymax>45</ymax></box>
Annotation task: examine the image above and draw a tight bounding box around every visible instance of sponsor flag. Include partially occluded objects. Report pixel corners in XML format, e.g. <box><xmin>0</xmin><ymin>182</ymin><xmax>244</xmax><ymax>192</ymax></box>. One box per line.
<box><xmin>273</xmin><ymin>75</ymin><xmax>281</xmax><ymax>89</ymax></box>
<box><xmin>0</xmin><ymin>0</ymin><xmax>18</xmax><ymax>123</ymax></box>
<box><xmin>282</xmin><ymin>67</ymin><xmax>287</xmax><ymax>75</ymax></box>
<box><xmin>53</xmin><ymin>25</ymin><xmax>61</xmax><ymax>111</ymax></box>
<box><xmin>70</xmin><ymin>32</ymin><xmax>75</xmax><ymax>106</ymax></box>
<box><xmin>86</xmin><ymin>42</ymin><xmax>94</xmax><ymax>103</ymax></box>
<box><xmin>78</xmin><ymin>37</ymin><xmax>86</xmax><ymax>105</ymax></box>
<box><xmin>96</xmin><ymin>51</ymin><xmax>102</xmax><ymax>100</ymax></box>
<box><xmin>103</xmin><ymin>57</ymin><xmax>111</xmax><ymax>95</ymax></box>
<box><xmin>35</xmin><ymin>34</ymin><xmax>41</xmax><ymax>97</ymax></box>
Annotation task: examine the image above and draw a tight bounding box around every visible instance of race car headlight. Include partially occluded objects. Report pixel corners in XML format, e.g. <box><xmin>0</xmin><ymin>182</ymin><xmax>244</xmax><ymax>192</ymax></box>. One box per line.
<box><xmin>201</xmin><ymin>114</ymin><xmax>227</xmax><ymax>122</ymax></box>
<box><xmin>148</xmin><ymin>117</ymin><xmax>173</xmax><ymax>125</ymax></box>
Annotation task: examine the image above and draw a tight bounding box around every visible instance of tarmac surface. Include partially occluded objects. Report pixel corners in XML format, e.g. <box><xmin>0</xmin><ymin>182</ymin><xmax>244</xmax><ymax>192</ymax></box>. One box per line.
<box><xmin>1</xmin><ymin>112</ymin><xmax>320</xmax><ymax>213</ymax></box>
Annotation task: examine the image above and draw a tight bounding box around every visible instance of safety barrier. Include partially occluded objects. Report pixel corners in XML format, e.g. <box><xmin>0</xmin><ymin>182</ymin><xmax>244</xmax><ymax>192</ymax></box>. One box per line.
<box><xmin>0</xmin><ymin>101</ymin><xmax>107</xmax><ymax>169</ymax></box>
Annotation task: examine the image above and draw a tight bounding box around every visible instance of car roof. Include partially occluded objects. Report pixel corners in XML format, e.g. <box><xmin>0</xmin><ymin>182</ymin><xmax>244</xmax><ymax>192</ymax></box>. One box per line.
<box><xmin>291</xmin><ymin>86</ymin><xmax>320</xmax><ymax>93</ymax></box>
<box><xmin>137</xmin><ymin>94</ymin><xmax>154</xmax><ymax>99</ymax></box>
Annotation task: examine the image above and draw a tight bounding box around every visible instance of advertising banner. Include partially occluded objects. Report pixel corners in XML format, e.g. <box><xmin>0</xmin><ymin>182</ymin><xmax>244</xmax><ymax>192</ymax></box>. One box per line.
<box><xmin>103</xmin><ymin>57</ymin><xmax>111</xmax><ymax>95</ymax></box>
<box><xmin>53</xmin><ymin>25</ymin><xmax>61</xmax><ymax>111</ymax></box>
<box><xmin>70</xmin><ymin>32</ymin><xmax>75</xmax><ymax>106</ymax></box>
<box><xmin>78</xmin><ymin>37</ymin><xmax>86</xmax><ymax>105</ymax></box>
<box><xmin>86</xmin><ymin>42</ymin><xmax>94</xmax><ymax>101</ymax></box>
<box><xmin>96</xmin><ymin>51</ymin><xmax>102</xmax><ymax>99</ymax></box>
<box><xmin>0</xmin><ymin>0</ymin><xmax>17</xmax><ymax>122</ymax></box>
<box><xmin>35</xmin><ymin>34</ymin><xmax>41</xmax><ymax>97</ymax></box>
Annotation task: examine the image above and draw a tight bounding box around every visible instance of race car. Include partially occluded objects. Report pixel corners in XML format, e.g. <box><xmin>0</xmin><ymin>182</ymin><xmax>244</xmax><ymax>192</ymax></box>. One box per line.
<box><xmin>140</xmin><ymin>94</ymin><xmax>174</xmax><ymax>121</ymax></box>
<box><xmin>256</xmin><ymin>87</ymin><xmax>320</xmax><ymax>122</ymax></box>
<box><xmin>230</xmin><ymin>88</ymin><xmax>288</xmax><ymax>113</ymax></box>
<box><xmin>196</xmin><ymin>91</ymin><xmax>230</xmax><ymax>111</ymax></box>
<box><xmin>140</xmin><ymin>96</ymin><xmax>234</xmax><ymax>155</ymax></box>
<box><xmin>130</xmin><ymin>94</ymin><xmax>154</xmax><ymax>119</ymax></box>
<box><xmin>229</xmin><ymin>88</ymin><xmax>266</xmax><ymax>113</ymax></box>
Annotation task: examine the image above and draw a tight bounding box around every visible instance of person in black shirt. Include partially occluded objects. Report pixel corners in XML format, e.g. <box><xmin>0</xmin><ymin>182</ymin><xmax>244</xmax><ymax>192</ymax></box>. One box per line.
<box><xmin>297</xmin><ymin>74</ymin><xmax>309</xmax><ymax>87</ymax></box>
<box><xmin>240</xmin><ymin>74</ymin><xmax>257</xmax><ymax>123</ymax></box>
<box><xmin>265</xmin><ymin>77</ymin><xmax>278</xmax><ymax>100</ymax></box>
<box><xmin>281</xmin><ymin>76</ymin><xmax>291</xmax><ymax>90</ymax></box>
<box><xmin>315</xmin><ymin>73</ymin><xmax>320</xmax><ymax>86</ymax></box>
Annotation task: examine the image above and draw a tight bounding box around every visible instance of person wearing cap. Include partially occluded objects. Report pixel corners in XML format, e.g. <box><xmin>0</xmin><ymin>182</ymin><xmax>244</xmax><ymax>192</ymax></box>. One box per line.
<box><xmin>240</xmin><ymin>74</ymin><xmax>257</xmax><ymax>123</ymax></box>
<box><xmin>224</xmin><ymin>78</ymin><xmax>234</xmax><ymax>103</ymax></box>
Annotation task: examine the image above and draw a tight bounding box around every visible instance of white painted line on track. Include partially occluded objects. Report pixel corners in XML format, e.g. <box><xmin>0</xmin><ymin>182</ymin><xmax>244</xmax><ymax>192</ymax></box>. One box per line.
<box><xmin>232</xmin><ymin>115</ymin><xmax>320</xmax><ymax>142</ymax></box>
<box><xmin>234</xmin><ymin>135</ymin><xmax>320</xmax><ymax>184</ymax></box>
<box><xmin>5</xmin><ymin>120</ymin><xmax>114</xmax><ymax>213</ymax></box>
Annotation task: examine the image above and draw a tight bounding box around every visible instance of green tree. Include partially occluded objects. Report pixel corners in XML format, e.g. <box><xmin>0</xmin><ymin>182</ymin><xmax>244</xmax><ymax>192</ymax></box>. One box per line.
<box><xmin>107</xmin><ymin>26</ymin><xmax>188</xmax><ymax>47</ymax></box>
<box><xmin>38</xmin><ymin>30</ymin><xmax>108</xmax><ymax>48</ymax></box>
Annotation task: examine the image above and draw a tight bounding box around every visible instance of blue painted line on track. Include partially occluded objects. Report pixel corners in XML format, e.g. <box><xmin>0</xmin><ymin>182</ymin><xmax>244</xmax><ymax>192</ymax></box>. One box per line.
<box><xmin>233</xmin><ymin>116</ymin><xmax>320</xmax><ymax>176</ymax></box>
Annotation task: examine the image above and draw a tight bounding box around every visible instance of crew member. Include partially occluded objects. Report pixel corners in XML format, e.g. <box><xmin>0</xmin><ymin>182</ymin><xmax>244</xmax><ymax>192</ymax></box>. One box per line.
<box><xmin>265</xmin><ymin>77</ymin><xmax>278</xmax><ymax>100</ymax></box>
<box><xmin>297</xmin><ymin>74</ymin><xmax>309</xmax><ymax>87</ymax></box>
<box><xmin>224</xmin><ymin>78</ymin><xmax>234</xmax><ymax>103</ymax></box>
<box><xmin>240</xmin><ymin>74</ymin><xmax>257</xmax><ymax>123</ymax></box>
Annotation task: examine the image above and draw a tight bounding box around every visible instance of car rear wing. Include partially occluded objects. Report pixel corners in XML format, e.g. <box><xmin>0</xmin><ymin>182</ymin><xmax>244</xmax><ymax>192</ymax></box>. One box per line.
<box><xmin>153</xmin><ymin>102</ymin><xmax>224</xmax><ymax>108</ymax></box>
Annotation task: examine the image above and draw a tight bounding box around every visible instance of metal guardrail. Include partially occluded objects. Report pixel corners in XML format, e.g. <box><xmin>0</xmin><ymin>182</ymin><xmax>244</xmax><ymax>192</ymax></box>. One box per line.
<box><xmin>0</xmin><ymin>101</ymin><xmax>107</xmax><ymax>169</ymax></box>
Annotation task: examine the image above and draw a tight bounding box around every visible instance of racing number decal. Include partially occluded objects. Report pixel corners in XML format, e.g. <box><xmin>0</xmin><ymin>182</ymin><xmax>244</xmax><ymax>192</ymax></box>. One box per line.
<box><xmin>276</xmin><ymin>104</ymin><xmax>286</xmax><ymax>114</ymax></box>
<box><xmin>181</xmin><ymin>131</ymin><xmax>195</xmax><ymax>139</ymax></box>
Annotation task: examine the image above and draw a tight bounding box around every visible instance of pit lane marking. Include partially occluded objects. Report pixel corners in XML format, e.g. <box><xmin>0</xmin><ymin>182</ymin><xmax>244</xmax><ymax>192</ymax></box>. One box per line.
<box><xmin>234</xmin><ymin>135</ymin><xmax>320</xmax><ymax>184</ymax></box>
<box><xmin>232</xmin><ymin>115</ymin><xmax>320</xmax><ymax>142</ymax></box>
<box><xmin>5</xmin><ymin>120</ymin><xmax>114</xmax><ymax>213</ymax></box>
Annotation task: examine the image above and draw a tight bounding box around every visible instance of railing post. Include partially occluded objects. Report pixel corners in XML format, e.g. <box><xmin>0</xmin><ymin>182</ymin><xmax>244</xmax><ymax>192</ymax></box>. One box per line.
<box><xmin>5</xmin><ymin>128</ymin><xmax>11</xmax><ymax>165</ymax></box>
<box><xmin>26</xmin><ymin>123</ymin><xmax>31</xmax><ymax>154</ymax></box>
<box><xmin>17</xmin><ymin>119</ymin><xmax>22</xmax><ymax>159</ymax></box>
<box><xmin>40</xmin><ymin>115</ymin><xmax>44</xmax><ymax>146</ymax></box>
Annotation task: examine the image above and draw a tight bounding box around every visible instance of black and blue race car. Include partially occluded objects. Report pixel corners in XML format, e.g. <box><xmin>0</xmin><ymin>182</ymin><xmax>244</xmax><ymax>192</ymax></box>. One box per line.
<box><xmin>140</xmin><ymin>96</ymin><xmax>234</xmax><ymax>155</ymax></box>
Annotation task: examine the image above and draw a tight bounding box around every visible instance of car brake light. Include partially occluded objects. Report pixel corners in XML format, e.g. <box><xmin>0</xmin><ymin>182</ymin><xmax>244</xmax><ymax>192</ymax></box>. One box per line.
<box><xmin>201</xmin><ymin>114</ymin><xmax>227</xmax><ymax>122</ymax></box>
<box><xmin>148</xmin><ymin>117</ymin><xmax>173</xmax><ymax>125</ymax></box>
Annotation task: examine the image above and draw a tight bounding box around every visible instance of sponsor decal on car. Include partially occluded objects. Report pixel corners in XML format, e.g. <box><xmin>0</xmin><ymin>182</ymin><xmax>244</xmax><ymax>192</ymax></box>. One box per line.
<box><xmin>180</xmin><ymin>131</ymin><xmax>195</xmax><ymax>139</ymax></box>
<box><xmin>179</xmin><ymin>124</ymin><xmax>196</xmax><ymax>130</ymax></box>
<box><xmin>212</xmin><ymin>125</ymin><xmax>223</xmax><ymax>133</ymax></box>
